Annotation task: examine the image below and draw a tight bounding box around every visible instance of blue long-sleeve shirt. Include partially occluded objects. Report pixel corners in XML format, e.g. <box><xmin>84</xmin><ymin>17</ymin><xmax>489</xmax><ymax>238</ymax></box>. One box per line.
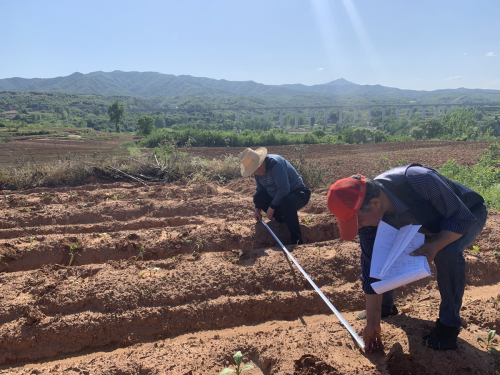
<box><xmin>254</xmin><ymin>154</ymin><xmax>305</xmax><ymax>209</ymax></box>
<box><xmin>360</xmin><ymin>165</ymin><xmax>479</xmax><ymax>294</ymax></box>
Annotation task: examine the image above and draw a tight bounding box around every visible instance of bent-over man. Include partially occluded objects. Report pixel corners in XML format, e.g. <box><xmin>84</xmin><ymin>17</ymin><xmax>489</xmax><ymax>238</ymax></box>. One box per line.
<box><xmin>239</xmin><ymin>147</ymin><xmax>310</xmax><ymax>246</ymax></box>
<box><xmin>326</xmin><ymin>163</ymin><xmax>487</xmax><ymax>352</ymax></box>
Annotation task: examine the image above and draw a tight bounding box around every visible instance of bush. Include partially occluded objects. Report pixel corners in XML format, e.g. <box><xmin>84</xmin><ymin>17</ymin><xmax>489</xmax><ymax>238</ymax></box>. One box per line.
<box><xmin>288</xmin><ymin>146</ymin><xmax>334</xmax><ymax>188</ymax></box>
<box><xmin>439</xmin><ymin>143</ymin><xmax>500</xmax><ymax>210</ymax></box>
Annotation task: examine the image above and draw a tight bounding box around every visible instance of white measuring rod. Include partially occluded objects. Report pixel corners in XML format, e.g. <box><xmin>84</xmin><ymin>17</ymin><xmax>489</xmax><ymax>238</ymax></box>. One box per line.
<box><xmin>260</xmin><ymin>219</ymin><xmax>365</xmax><ymax>349</ymax></box>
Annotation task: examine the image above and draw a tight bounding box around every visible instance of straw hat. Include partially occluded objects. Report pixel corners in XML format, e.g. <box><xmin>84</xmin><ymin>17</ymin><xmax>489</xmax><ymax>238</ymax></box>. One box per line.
<box><xmin>239</xmin><ymin>147</ymin><xmax>267</xmax><ymax>177</ymax></box>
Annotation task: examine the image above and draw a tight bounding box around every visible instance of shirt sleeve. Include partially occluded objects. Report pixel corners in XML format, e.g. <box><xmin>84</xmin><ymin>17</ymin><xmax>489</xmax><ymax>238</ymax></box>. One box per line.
<box><xmin>406</xmin><ymin>166</ymin><xmax>477</xmax><ymax>234</ymax></box>
<box><xmin>358</xmin><ymin>226</ymin><xmax>379</xmax><ymax>295</ymax></box>
<box><xmin>269</xmin><ymin>160</ymin><xmax>290</xmax><ymax>209</ymax></box>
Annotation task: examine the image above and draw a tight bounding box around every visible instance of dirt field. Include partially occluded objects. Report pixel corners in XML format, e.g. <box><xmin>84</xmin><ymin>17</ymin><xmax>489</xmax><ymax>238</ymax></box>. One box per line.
<box><xmin>186</xmin><ymin>141</ymin><xmax>492</xmax><ymax>178</ymax></box>
<box><xmin>0</xmin><ymin>135</ymin><xmax>135</xmax><ymax>167</ymax></box>
<box><xmin>0</xmin><ymin>173</ymin><xmax>499</xmax><ymax>374</ymax></box>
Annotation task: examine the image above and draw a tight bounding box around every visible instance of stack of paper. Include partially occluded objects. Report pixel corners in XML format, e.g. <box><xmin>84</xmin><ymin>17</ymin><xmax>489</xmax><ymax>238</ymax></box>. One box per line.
<box><xmin>370</xmin><ymin>221</ymin><xmax>431</xmax><ymax>294</ymax></box>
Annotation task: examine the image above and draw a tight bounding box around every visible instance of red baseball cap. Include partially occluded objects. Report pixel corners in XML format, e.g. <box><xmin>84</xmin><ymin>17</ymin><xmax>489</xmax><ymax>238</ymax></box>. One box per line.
<box><xmin>327</xmin><ymin>175</ymin><xmax>367</xmax><ymax>241</ymax></box>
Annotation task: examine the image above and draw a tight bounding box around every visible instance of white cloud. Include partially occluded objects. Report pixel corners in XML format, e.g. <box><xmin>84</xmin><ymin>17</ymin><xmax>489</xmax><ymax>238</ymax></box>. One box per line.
<box><xmin>486</xmin><ymin>52</ymin><xmax>497</xmax><ymax>57</ymax></box>
<box><xmin>447</xmin><ymin>76</ymin><xmax>464</xmax><ymax>81</ymax></box>
<box><xmin>317</xmin><ymin>68</ymin><xmax>324</xmax><ymax>71</ymax></box>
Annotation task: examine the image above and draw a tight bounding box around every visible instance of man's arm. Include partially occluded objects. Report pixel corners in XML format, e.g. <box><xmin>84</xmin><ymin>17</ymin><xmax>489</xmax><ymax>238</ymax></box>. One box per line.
<box><xmin>358</xmin><ymin>226</ymin><xmax>384</xmax><ymax>352</ymax></box>
<box><xmin>407</xmin><ymin>166</ymin><xmax>475</xmax><ymax>262</ymax></box>
<box><xmin>268</xmin><ymin>160</ymin><xmax>290</xmax><ymax>209</ymax></box>
<box><xmin>364</xmin><ymin>294</ymin><xmax>382</xmax><ymax>353</ymax></box>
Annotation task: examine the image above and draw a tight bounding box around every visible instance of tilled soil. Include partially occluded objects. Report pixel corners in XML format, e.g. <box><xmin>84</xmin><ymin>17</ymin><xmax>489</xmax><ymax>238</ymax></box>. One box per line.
<box><xmin>0</xmin><ymin>179</ymin><xmax>499</xmax><ymax>374</ymax></box>
<box><xmin>185</xmin><ymin>141</ymin><xmax>492</xmax><ymax>178</ymax></box>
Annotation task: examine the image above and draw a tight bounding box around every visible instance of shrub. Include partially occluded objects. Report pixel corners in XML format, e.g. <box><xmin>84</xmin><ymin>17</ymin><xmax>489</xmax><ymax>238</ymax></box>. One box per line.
<box><xmin>289</xmin><ymin>146</ymin><xmax>334</xmax><ymax>188</ymax></box>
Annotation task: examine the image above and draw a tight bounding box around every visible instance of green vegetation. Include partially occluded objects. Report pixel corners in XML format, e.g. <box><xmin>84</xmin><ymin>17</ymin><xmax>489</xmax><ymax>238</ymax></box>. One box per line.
<box><xmin>439</xmin><ymin>143</ymin><xmax>500</xmax><ymax>210</ymax></box>
<box><xmin>108</xmin><ymin>100</ymin><xmax>125</xmax><ymax>133</ymax></box>
<box><xmin>68</xmin><ymin>244</ymin><xmax>80</xmax><ymax>267</ymax></box>
<box><xmin>220</xmin><ymin>351</ymin><xmax>253</xmax><ymax>375</ymax></box>
<box><xmin>477</xmin><ymin>330</ymin><xmax>499</xmax><ymax>356</ymax></box>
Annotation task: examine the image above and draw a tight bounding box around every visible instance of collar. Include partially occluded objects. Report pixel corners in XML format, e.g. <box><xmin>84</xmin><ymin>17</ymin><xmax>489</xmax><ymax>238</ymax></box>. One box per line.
<box><xmin>380</xmin><ymin>185</ymin><xmax>409</xmax><ymax>214</ymax></box>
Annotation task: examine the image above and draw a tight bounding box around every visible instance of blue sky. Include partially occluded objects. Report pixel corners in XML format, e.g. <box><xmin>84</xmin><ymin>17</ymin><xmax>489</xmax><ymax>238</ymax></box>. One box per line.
<box><xmin>1</xmin><ymin>0</ymin><xmax>499</xmax><ymax>90</ymax></box>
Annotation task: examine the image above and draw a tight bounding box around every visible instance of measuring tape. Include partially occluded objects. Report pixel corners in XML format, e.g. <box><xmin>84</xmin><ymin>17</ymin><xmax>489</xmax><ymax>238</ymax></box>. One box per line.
<box><xmin>260</xmin><ymin>219</ymin><xmax>365</xmax><ymax>349</ymax></box>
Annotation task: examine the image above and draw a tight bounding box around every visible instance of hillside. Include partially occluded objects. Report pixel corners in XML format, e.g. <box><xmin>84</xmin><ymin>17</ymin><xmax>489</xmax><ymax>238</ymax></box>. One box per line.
<box><xmin>1</xmin><ymin>71</ymin><xmax>500</xmax><ymax>105</ymax></box>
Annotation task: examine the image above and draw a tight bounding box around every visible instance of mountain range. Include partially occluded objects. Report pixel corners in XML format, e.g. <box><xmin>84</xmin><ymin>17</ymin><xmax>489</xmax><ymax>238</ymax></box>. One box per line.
<box><xmin>1</xmin><ymin>71</ymin><xmax>500</xmax><ymax>104</ymax></box>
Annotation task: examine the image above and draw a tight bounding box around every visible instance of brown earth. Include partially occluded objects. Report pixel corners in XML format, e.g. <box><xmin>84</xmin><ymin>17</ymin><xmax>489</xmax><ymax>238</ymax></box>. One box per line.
<box><xmin>0</xmin><ymin>136</ymin><xmax>137</xmax><ymax>166</ymax></box>
<box><xmin>185</xmin><ymin>141</ymin><xmax>492</xmax><ymax>178</ymax></box>
<box><xmin>0</xmin><ymin>146</ymin><xmax>499</xmax><ymax>374</ymax></box>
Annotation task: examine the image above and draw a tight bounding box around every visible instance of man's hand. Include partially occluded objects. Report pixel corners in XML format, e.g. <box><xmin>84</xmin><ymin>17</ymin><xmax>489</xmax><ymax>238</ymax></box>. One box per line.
<box><xmin>266</xmin><ymin>207</ymin><xmax>275</xmax><ymax>220</ymax></box>
<box><xmin>410</xmin><ymin>242</ymin><xmax>441</xmax><ymax>264</ymax></box>
<box><xmin>254</xmin><ymin>208</ymin><xmax>262</xmax><ymax>222</ymax></box>
<box><xmin>363</xmin><ymin>324</ymin><xmax>381</xmax><ymax>353</ymax></box>
<box><xmin>410</xmin><ymin>230</ymin><xmax>462</xmax><ymax>264</ymax></box>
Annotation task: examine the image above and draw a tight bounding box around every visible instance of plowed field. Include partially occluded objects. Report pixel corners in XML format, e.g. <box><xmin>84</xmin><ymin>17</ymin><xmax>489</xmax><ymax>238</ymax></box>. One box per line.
<box><xmin>186</xmin><ymin>141</ymin><xmax>492</xmax><ymax>178</ymax></box>
<box><xmin>1</xmin><ymin>168</ymin><xmax>499</xmax><ymax>373</ymax></box>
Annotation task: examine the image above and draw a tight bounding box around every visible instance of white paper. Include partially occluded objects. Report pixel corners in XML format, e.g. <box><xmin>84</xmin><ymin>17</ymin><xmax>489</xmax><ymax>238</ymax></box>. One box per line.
<box><xmin>369</xmin><ymin>221</ymin><xmax>431</xmax><ymax>294</ymax></box>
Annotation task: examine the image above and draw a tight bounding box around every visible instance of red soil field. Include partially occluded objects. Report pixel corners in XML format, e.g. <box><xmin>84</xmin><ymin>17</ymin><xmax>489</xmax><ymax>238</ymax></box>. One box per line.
<box><xmin>186</xmin><ymin>141</ymin><xmax>492</xmax><ymax>178</ymax></box>
<box><xmin>0</xmin><ymin>142</ymin><xmax>498</xmax><ymax>374</ymax></box>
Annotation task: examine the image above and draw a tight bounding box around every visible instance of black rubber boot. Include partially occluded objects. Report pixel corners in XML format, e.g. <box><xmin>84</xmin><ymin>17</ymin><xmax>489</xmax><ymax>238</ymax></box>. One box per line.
<box><xmin>426</xmin><ymin>319</ymin><xmax>460</xmax><ymax>350</ymax></box>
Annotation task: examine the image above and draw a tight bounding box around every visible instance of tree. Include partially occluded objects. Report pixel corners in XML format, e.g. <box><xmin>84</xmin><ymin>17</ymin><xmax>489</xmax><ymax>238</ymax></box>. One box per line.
<box><xmin>107</xmin><ymin>100</ymin><xmax>125</xmax><ymax>133</ymax></box>
<box><xmin>137</xmin><ymin>115</ymin><xmax>155</xmax><ymax>135</ymax></box>
<box><xmin>409</xmin><ymin>126</ymin><xmax>424</xmax><ymax>140</ymax></box>
<box><xmin>155</xmin><ymin>114</ymin><xmax>166</xmax><ymax>129</ymax></box>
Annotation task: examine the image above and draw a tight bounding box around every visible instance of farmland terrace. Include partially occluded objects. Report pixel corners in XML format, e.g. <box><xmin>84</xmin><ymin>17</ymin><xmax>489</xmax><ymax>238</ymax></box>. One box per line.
<box><xmin>0</xmin><ymin>144</ymin><xmax>498</xmax><ymax>374</ymax></box>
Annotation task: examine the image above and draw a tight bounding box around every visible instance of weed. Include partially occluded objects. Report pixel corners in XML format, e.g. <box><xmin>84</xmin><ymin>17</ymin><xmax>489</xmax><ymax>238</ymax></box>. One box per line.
<box><xmin>141</xmin><ymin>267</ymin><xmax>160</xmax><ymax>277</ymax></box>
<box><xmin>0</xmin><ymin>254</ymin><xmax>6</xmax><ymax>266</ymax></box>
<box><xmin>129</xmin><ymin>246</ymin><xmax>146</xmax><ymax>262</ymax></box>
<box><xmin>477</xmin><ymin>330</ymin><xmax>499</xmax><ymax>356</ymax></box>
<box><xmin>304</xmin><ymin>215</ymin><xmax>315</xmax><ymax>223</ymax></box>
<box><xmin>135</xmin><ymin>198</ymin><xmax>140</xmax><ymax>205</ymax></box>
<box><xmin>69</xmin><ymin>276</ymin><xmax>82</xmax><ymax>285</ymax></box>
<box><xmin>289</xmin><ymin>146</ymin><xmax>334</xmax><ymax>188</ymax></box>
<box><xmin>397</xmin><ymin>158</ymin><xmax>409</xmax><ymax>166</ymax></box>
<box><xmin>68</xmin><ymin>244</ymin><xmax>80</xmax><ymax>267</ymax></box>
<box><xmin>473</xmin><ymin>245</ymin><xmax>479</xmax><ymax>254</ymax></box>
<box><xmin>26</xmin><ymin>236</ymin><xmax>35</xmax><ymax>252</ymax></box>
<box><xmin>26</xmin><ymin>208</ymin><xmax>31</xmax><ymax>213</ymax></box>
<box><xmin>220</xmin><ymin>351</ymin><xmax>253</xmax><ymax>375</ymax></box>
<box><xmin>99</xmin><ymin>233</ymin><xmax>109</xmax><ymax>241</ymax></box>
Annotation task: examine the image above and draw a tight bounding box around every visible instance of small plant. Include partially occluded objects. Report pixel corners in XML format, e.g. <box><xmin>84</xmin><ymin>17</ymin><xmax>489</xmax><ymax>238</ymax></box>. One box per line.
<box><xmin>220</xmin><ymin>351</ymin><xmax>253</xmax><ymax>375</ymax></box>
<box><xmin>477</xmin><ymin>330</ymin><xmax>499</xmax><ymax>356</ymax></box>
<box><xmin>473</xmin><ymin>245</ymin><xmax>479</xmax><ymax>254</ymax></box>
<box><xmin>99</xmin><ymin>233</ymin><xmax>109</xmax><ymax>241</ymax></box>
<box><xmin>26</xmin><ymin>237</ymin><xmax>35</xmax><ymax>252</ymax></box>
<box><xmin>129</xmin><ymin>246</ymin><xmax>146</xmax><ymax>262</ymax></box>
<box><xmin>68</xmin><ymin>244</ymin><xmax>80</xmax><ymax>267</ymax></box>
<box><xmin>113</xmin><ymin>194</ymin><xmax>119</xmax><ymax>199</ymax></box>
<box><xmin>26</xmin><ymin>208</ymin><xmax>31</xmax><ymax>213</ymax></box>
<box><xmin>141</xmin><ymin>267</ymin><xmax>160</xmax><ymax>277</ymax></box>
<box><xmin>304</xmin><ymin>215</ymin><xmax>315</xmax><ymax>223</ymax></box>
<box><xmin>69</xmin><ymin>276</ymin><xmax>81</xmax><ymax>285</ymax></box>
<box><xmin>135</xmin><ymin>198</ymin><xmax>140</xmax><ymax>205</ymax></box>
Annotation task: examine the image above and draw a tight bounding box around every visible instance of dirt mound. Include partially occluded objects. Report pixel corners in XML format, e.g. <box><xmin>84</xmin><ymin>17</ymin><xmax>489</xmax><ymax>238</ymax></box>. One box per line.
<box><xmin>0</xmin><ymin>177</ymin><xmax>499</xmax><ymax>374</ymax></box>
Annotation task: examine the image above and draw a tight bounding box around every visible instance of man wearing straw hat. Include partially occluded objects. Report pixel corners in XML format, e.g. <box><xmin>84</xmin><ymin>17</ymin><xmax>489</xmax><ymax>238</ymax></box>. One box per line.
<box><xmin>240</xmin><ymin>147</ymin><xmax>311</xmax><ymax>246</ymax></box>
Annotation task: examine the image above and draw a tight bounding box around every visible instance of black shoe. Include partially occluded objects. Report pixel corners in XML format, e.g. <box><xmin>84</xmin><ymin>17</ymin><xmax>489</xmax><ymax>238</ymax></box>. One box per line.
<box><xmin>357</xmin><ymin>305</ymin><xmax>398</xmax><ymax>320</ymax></box>
<box><xmin>425</xmin><ymin>319</ymin><xmax>459</xmax><ymax>350</ymax></box>
<box><xmin>275</xmin><ymin>216</ymin><xmax>286</xmax><ymax>223</ymax></box>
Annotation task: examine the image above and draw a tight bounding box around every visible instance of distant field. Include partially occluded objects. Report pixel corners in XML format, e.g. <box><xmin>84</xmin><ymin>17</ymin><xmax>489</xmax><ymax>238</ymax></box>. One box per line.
<box><xmin>0</xmin><ymin>136</ymin><xmax>135</xmax><ymax>167</ymax></box>
<box><xmin>184</xmin><ymin>141</ymin><xmax>491</xmax><ymax>178</ymax></box>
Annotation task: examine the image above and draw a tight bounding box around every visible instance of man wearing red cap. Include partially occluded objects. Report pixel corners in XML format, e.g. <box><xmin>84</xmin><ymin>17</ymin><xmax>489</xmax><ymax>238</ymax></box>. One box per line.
<box><xmin>327</xmin><ymin>164</ymin><xmax>487</xmax><ymax>352</ymax></box>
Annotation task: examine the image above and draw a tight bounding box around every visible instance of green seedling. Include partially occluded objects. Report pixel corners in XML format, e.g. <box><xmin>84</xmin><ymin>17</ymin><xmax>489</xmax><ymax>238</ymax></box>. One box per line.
<box><xmin>220</xmin><ymin>351</ymin><xmax>253</xmax><ymax>375</ymax></box>
<box><xmin>68</xmin><ymin>244</ymin><xmax>80</xmax><ymax>267</ymax></box>
<box><xmin>141</xmin><ymin>267</ymin><xmax>160</xmax><ymax>277</ymax></box>
<box><xmin>135</xmin><ymin>199</ymin><xmax>140</xmax><ymax>205</ymax></box>
<box><xmin>113</xmin><ymin>194</ymin><xmax>119</xmax><ymax>199</ymax></box>
<box><xmin>494</xmin><ymin>250</ymin><xmax>499</xmax><ymax>257</ymax></box>
<box><xmin>129</xmin><ymin>246</ymin><xmax>146</xmax><ymax>262</ymax></box>
<box><xmin>69</xmin><ymin>276</ymin><xmax>81</xmax><ymax>285</ymax></box>
<box><xmin>477</xmin><ymin>330</ymin><xmax>499</xmax><ymax>356</ymax></box>
<box><xmin>26</xmin><ymin>237</ymin><xmax>35</xmax><ymax>252</ymax></box>
<box><xmin>304</xmin><ymin>215</ymin><xmax>314</xmax><ymax>223</ymax></box>
<box><xmin>26</xmin><ymin>208</ymin><xmax>31</xmax><ymax>213</ymax></box>
<box><xmin>473</xmin><ymin>245</ymin><xmax>479</xmax><ymax>254</ymax></box>
<box><xmin>39</xmin><ymin>192</ymin><xmax>46</xmax><ymax>197</ymax></box>
<box><xmin>99</xmin><ymin>233</ymin><xmax>109</xmax><ymax>241</ymax></box>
